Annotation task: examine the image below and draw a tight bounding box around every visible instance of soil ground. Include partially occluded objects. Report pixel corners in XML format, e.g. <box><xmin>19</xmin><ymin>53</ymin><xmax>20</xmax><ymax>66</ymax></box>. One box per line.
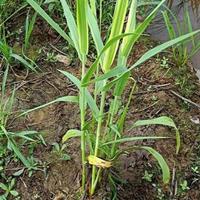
<box><xmin>1</xmin><ymin>16</ymin><xmax>200</xmax><ymax>200</ymax></box>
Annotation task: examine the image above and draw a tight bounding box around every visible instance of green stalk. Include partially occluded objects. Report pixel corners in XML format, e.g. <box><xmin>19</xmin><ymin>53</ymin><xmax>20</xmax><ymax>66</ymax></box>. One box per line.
<box><xmin>109</xmin><ymin>95</ymin><xmax>119</xmax><ymax>156</ymax></box>
<box><xmin>91</xmin><ymin>90</ymin><xmax>106</xmax><ymax>195</ymax></box>
<box><xmin>80</xmin><ymin>60</ymin><xmax>86</xmax><ymax>191</ymax></box>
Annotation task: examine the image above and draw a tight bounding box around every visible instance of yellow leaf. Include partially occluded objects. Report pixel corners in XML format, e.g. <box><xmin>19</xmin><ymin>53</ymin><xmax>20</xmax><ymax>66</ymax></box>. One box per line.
<box><xmin>88</xmin><ymin>155</ymin><xmax>112</xmax><ymax>168</ymax></box>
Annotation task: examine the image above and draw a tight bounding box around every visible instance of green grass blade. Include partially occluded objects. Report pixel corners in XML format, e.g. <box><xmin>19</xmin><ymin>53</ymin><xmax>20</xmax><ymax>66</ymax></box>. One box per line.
<box><xmin>1</xmin><ymin>126</ymin><xmax>30</xmax><ymax>168</ymax></box>
<box><xmin>131</xmin><ymin>116</ymin><xmax>180</xmax><ymax>154</ymax></box>
<box><xmin>185</xmin><ymin>10</ymin><xmax>195</xmax><ymax>47</ymax></box>
<box><xmin>119</xmin><ymin>0</ymin><xmax>137</xmax><ymax>59</ymax></box>
<box><xmin>60</xmin><ymin>0</ymin><xmax>81</xmax><ymax>57</ymax></box>
<box><xmin>102</xmin><ymin>0</ymin><xmax>129</xmax><ymax>72</ymax></box>
<box><xmin>21</xmin><ymin>96</ymin><xmax>78</xmax><ymax>116</ymax></box>
<box><xmin>8</xmin><ymin>139</ymin><xmax>31</xmax><ymax>168</ymax></box>
<box><xmin>114</xmin><ymin>71</ymin><xmax>130</xmax><ymax>96</ymax></box>
<box><xmin>141</xmin><ymin>146</ymin><xmax>170</xmax><ymax>184</ymax></box>
<box><xmin>87</xmin><ymin>4</ymin><xmax>104</xmax><ymax>59</ymax></box>
<box><xmin>77</xmin><ymin>0</ymin><xmax>88</xmax><ymax>58</ymax></box>
<box><xmin>11</xmin><ymin>53</ymin><xmax>36</xmax><ymax>72</ymax></box>
<box><xmin>101</xmin><ymin>72</ymin><xmax>130</xmax><ymax>93</ymax></box>
<box><xmin>58</xmin><ymin>70</ymin><xmax>100</xmax><ymax>120</ymax></box>
<box><xmin>62</xmin><ymin>129</ymin><xmax>82</xmax><ymax>143</ymax></box>
<box><xmin>130</xmin><ymin>30</ymin><xmax>200</xmax><ymax>70</ymax></box>
<box><xmin>89</xmin><ymin>0</ymin><xmax>96</xmax><ymax>16</ymax></box>
<box><xmin>120</xmin><ymin>0</ymin><xmax>165</xmax><ymax>61</ymax></box>
<box><xmin>99</xmin><ymin>30</ymin><xmax>200</xmax><ymax>85</ymax></box>
<box><xmin>27</xmin><ymin>0</ymin><xmax>73</xmax><ymax>46</ymax></box>
<box><xmin>1</xmin><ymin>64</ymin><xmax>9</xmax><ymax>97</ymax></box>
<box><xmin>82</xmin><ymin>33</ymin><xmax>133</xmax><ymax>86</ymax></box>
<box><xmin>96</xmin><ymin>66</ymin><xmax>127</xmax><ymax>82</ymax></box>
<box><xmin>25</xmin><ymin>10</ymin><xmax>37</xmax><ymax>50</ymax></box>
<box><xmin>103</xmin><ymin>136</ymin><xmax>169</xmax><ymax>145</ymax></box>
<box><xmin>131</xmin><ymin>116</ymin><xmax>177</xmax><ymax>128</ymax></box>
<box><xmin>162</xmin><ymin>11</ymin><xmax>176</xmax><ymax>40</ymax></box>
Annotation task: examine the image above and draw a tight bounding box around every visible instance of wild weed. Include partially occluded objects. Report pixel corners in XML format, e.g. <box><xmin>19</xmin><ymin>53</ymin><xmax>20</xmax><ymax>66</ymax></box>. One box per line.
<box><xmin>163</xmin><ymin>8</ymin><xmax>200</xmax><ymax>68</ymax></box>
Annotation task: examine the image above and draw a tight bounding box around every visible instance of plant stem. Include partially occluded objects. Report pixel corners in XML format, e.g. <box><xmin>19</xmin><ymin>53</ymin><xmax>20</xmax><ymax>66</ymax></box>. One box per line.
<box><xmin>81</xmin><ymin>59</ymin><xmax>86</xmax><ymax>191</ymax></box>
<box><xmin>103</xmin><ymin>95</ymin><xmax>118</xmax><ymax>139</ymax></box>
<box><xmin>90</xmin><ymin>91</ymin><xmax>106</xmax><ymax>195</ymax></box>
<box><xmin>110</xmin><ymin>96</ymin><xmax>119</xmax><ymax>156</ymax></box>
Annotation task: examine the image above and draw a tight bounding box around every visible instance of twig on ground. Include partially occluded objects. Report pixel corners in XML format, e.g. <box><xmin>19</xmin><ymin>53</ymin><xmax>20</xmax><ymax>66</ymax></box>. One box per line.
<box><xmin>170</xmin><ymin>90</ymin><xmax>200</xmax><ymax>109</ymax></box>
<box><xmin>50</xmin><ymin>44</ymin><xmax>68</xmax><ymax>56</ymax></box>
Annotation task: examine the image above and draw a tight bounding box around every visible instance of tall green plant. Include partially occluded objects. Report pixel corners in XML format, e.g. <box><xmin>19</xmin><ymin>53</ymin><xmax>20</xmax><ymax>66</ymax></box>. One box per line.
<box><xmin>163</xmin><ymin>8</ymin><xmax>200</xmax><ymax>67</ymax></box>
<box><xmin>25</xmin><ymin>0</ymin><xmax>200</xmax><ymax>197</ymax></box>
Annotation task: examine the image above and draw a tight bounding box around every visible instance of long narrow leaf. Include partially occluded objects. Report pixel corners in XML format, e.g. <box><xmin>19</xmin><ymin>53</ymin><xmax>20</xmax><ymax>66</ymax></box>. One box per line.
<box><xmin>58</xmin><ymin>70</ymin><xmax>100</xmax><ymax>119</ymax></box>
<box><xmin>120</xmin><ymin>0</ymin><xmax>165</xmax><ymax>63</ymax></box>
<box><xmin>77</xmin><ymin>0</ymin><xmax>88</xmax><ymax>58</ymax></box>
<box><xmin>87</xmin><ymin>5</ymin><xmax>104</xmax><ymax>59</ymax></box>
<box><xmin>60</xmin><ymin>0</ymin><xmax>81</xmax><ymax>57</ymax></box>
<box><xmin>102</xmin><ymin>30</ymin><xmax>200</xmax><ymax>84</ymax></box>
<box><xmin>141</xmin><ymin>146</ymin><xmax>170</xmax><ymax>184</ymax></box>
<box><xmin>82</xmin><ymin>32</ymin><xmax>134</xmax><ymax>86</ymax></box>
<box><xmin>11</xmin><ymin>54</ymin><xmax>36</xmax><ymax>72</ymax></box>
<box><xmin>131</xmin><ymin>116</ymin><xmax>180</xmax><ymax>154</ymax></box>
<box><xmin>27</xmin><ymin>0</ymin><xmax>73</xmax><ymax>46</ymax></box>
<box><xmin>102</xmin><ymin>0</ymin><xmax>129</xmax><ymax>72</ymax></box>
<box><xmin>21</xmin><ymin>96</ymin><xmax>78</xmax><ymax>116</ymax></box>
<box><xmin>103</xmin><ymin>136</ymin><xmax>169</xmax><ymax>145</ymax></box>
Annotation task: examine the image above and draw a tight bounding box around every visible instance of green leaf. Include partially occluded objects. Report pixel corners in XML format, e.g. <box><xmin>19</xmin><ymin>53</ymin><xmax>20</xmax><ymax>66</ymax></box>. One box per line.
<box><xmin>114</xmin><ymin>71</ymin><xmax>130</xmax><ymax>96</ymax></box>
<box><xmin>1</xmin><ymin>126</ymin><xmax>30</xmax><ymax>168</ymax></box>
<box><xmin>27</xmin><ymin>0</ymin><xmax>73</xmax><ymax>46</ymax></box>
<box><xmin>132</xmin><ymin>116</ymin><xmax>177</xmax><ymax>128</ymax></box>
<box><xmin>13</xmin><ymin>168</ymin><xmax>25</xmax><ymax>176</ymax></box>
<box><xmin>87</xmin><ymin>4</ymin><xmax>104</xmax><ymax>59</ymax></box>
<box><xmin>162</xmin><ymin>11</ymin><xmax>176</xmax><ymax>40</ymax></box>
<box><xmin>131</xmin><ymin>116</ymin><xmax>180</xmax><ymax>154</ymax></box>
<box><xmin>82</xmin><ymin>32</ymin><xmax>133</xmax><ymax>86</ymax></box>
<box><xmin>131</xmin><ymin>30</ymin><xmax>200</xmax><ymax>70</ymax></box>
<box><xmin>11</xmin><ymin>54</ymin><xmax>36</xmax><ymax>72</ymax></box>
<box><xmin>102</xmin><ymin>0</ymin><xmax>129</xmax><ymax>72</ymax></box>
<box><xmin>77</xmin><ymin>0</ymin><xmax>88</xmax><ymax>58</ymax></box>
<box><xmin>117</xmin><ymin>80</ymin><xmax>136</xmax><ymax>132</ymax></box>
<box><xmin>10</xmin><ymin>190</ymin><xmax>19</xmax><ymax>197</ymax></box>
<box><xmin>1</xmin><ymin>64</ymin><xmax>9</xmax><ymax>97</ymax></box>
<box><xmin>120</xmin><ymin>0</ymin><xmax>165</xmax><ymax>62</ymax></box>
<box><xmin>103</xmin><ymin>136</ymin><xmax>169</xmax><ymax>146</ymax></box>
<box><xmin>58</xmin><ymin>70</ymin><xmax>100</xmax><ymax>119</ymax></box>
<box><xmin>0</xmin><ymin>183</ymin><xmax>7</xmax><ymax>191</ymax></box>
<box><xmin>21</xmin><ymin>96</ymin><xmax>78</xmax><ymax>116</ymax></box>
<box><xmin>61</xmin><ymin>154</ymin><xmax>71</xmax><ymax>161</ymax></box>
<box><xmin>119</xmin><ymin>0</ymin><xmax>137</xmax><ymax>64</ymax></box>
<box><xmin>109</xmin><ymin>30</ymin><xmax>200</xmax><ymax>86</ymax></box>
<box><xmin>96</xmin><ymin>66</ymin><xmax>127</xmax><ymax>82</ymax></box>
<box><xmin>8</xmin><ymin>140</ymin><xmax>30</xmax><ymax>168</ymax></box>
<box><xmin>60</xmin><ymin>0</ymin><xmax>81</xmax><ymax>57</ymax></box>
<box><xmin>89</xmin><ymin>0</ymin><xmax>96</xmax><ymax>16</ymax></box>
<box><xmin>140</xmin><ymin>146</ymin><xmax>170</xmax><ymax>184</ymax></box>
<box><xmin>110</xmin><ymin>125</ymin><xmax>121</xmax><ymax>138</ymax></box>
<box><xmin>62</xmin><ymin>129</ymin><xmax>82</xmax><ymax>143</ymax></box>
<box><xmin>11</xmin><ymin>131</ymin><xmax>38</xmax><ymax>142</ymax></box>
